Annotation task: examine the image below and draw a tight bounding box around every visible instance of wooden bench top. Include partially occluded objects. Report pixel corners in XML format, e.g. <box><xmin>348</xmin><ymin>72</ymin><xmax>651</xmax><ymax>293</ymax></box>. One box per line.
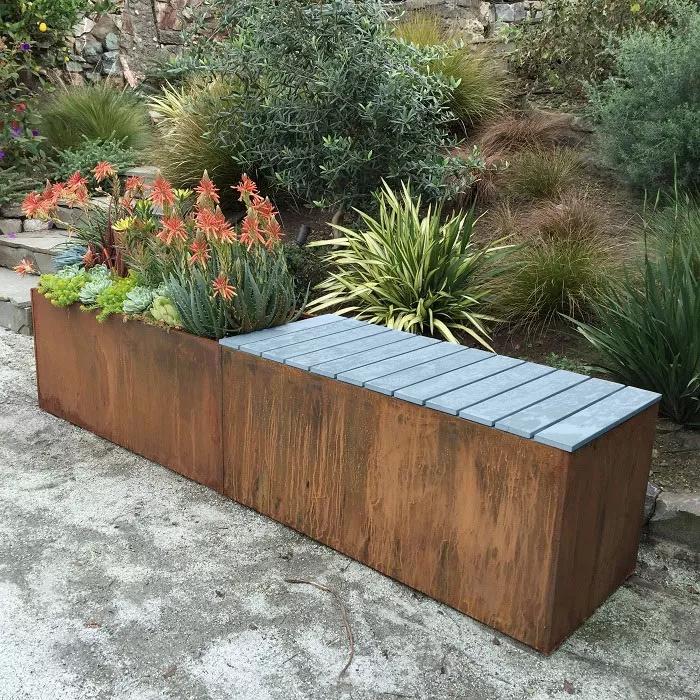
<box><xmin>220</xmin><ymin>315</ymin><xmax>661</xmax><ymax>452</ymax></box>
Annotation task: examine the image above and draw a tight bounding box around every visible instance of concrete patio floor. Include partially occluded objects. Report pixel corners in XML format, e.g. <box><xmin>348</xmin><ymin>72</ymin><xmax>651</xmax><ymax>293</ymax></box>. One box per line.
<box><xmin>1</xmin><ymin>328</ymin><xmax>698</xmax><ymax>700</ymax></box>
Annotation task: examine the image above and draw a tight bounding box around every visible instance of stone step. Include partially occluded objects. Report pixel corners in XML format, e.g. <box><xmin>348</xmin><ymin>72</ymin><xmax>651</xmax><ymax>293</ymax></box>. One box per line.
<box><xmin>124</xmin><ymin>165</ymin><xmax>160</xmax><ymax>185</ymax></box>
<box><xmin>0</xmin><ymin>267</ymin><xmax>35</xmax><ymax>334</ymax></box>
<box><xmin>0</xmin><ymin>229</ymin><xmax>69</xmax><ymax>273</ymax></box>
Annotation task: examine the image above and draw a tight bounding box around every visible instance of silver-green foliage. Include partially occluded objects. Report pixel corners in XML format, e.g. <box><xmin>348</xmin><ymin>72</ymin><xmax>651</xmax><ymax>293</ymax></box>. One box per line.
<box><xmin>588</xmin><ymin>7</ymin><xmax>700</xmax><ymax>190</ymax></box>
<box><xmin>123</xmin><ymin>285</ymin><xmax>156</xmax><ymax>315</ymax></box>
<box><xmin>212</xmin><ymin>0</ymin><xmax>469</xmax><ymax>209</ymax></box>
<box><xmin>309</xmin><ymin>182</ymin><xmax>507</xmax><ymax>348</ymax></box>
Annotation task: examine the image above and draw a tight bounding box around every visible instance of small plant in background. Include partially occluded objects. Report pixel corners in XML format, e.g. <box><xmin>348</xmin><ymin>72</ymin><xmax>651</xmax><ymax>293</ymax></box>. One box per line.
<box><xmin>493</xmin><ymin>194</ymin><xmax>623</xmax><ymax>331</ymax></box>
<box><xmin>393</xmin><ymin>13</ymin><xmax>509</xmax><ymax>128</ymax></box>
<box><xmin>588</xmin><ymin>7</ymin><xmax>700</xmax><ymax>191</ymax></box>
<box><xmin>509</xmin><ymin>0</ymin><xmax>689</xmax><ymax>97</ymax></box>
<box><xmin>149</xmin><ymin>77</ymin><xmax>241</xmax><ymax>195</ymax></box>
<box><xmin>50</xmin><ymin>137</ymin><xmax>137</xmax><ymax>191</ymax></box>
<box><xmin>39</xmin><ymin>83</ymin><xmax>152</xmax><ymax>152</ymax></box>
<box><xmin>544</xmin><ymin>353</ymin><xmax>589</xmax><ymax>374</ymax></box>
<box><xmin>309</xmin><ymin>182</ymin><xmax>509</xmax><ymax>347</ymax></box>
<box><xmin>576</xmin><ymin>231</ymin><xmax>700</xmax><ymax>425</ymax></box>
<box><xmin>282</xmin><ymin>243</ymin><xmax>328</xmax><ymax>307</ymax></box>
<box><xmin>502</xmin><ymin>148</ymin><xmax>582</xmax><ymax>201</ymax></box>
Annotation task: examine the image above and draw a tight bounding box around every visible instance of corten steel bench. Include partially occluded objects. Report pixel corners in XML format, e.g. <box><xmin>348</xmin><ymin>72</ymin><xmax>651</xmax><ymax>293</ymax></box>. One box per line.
<box><xmin>31</xmin><ymin>293</ymin><xmax>660</xmax><ymax>654</ymax></box>
<box><xmin>219</xmin><ymin>314</ymin><xmax>661</xmax><ymax>653</ymax></box>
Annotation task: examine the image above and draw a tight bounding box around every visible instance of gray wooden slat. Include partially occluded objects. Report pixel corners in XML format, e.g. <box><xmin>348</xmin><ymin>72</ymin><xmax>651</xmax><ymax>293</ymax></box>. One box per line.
<box><xmin>495</xmin><ymin>377</ymin><xmax>624</xmax><ymax>438</ymax></box>
<box><xmin>219</xmin><ymin>314</ymin><xmax>340</xmax><ymax>350</ymax></box>
<box><xmin>286</xmin><ymin>329</ymin><xmax>407</xmax><ymax>371</ymax></box>
<box><xmin>262</xmin><ymin>324</ymin><xmax>388</xmax><ymax>363</ymax></box>
<box><xmin>459</xmin><ymin>370</ymin><xmax>588</xmax><ymax>426</ymax></box>
<box><xmin>394</xmin><ymin>355</ymin><xmax>522</xmax><ymax>406</ymax></box>
<box><xmin>533</xmin><ymin>386</ymin><xmax>661</xmax><ymax>452</ymax></box>
<box><xmin>336</xmin><ymin>341</ymin><xmax>466</xmax><ymax>387</ymax></box>
<box><xmin>428</xmin><ymin>362</ymin><xmax>555</xmax><ymax>416</ymax></box>
<box><xmin>311</xmin><ymin>335</ymin><xmax>439</xmax><ymax>378</ymax></box>
<box><xmin>365</xmin><ymin>347</ymin><xmax>493</xmax><ymax>396</ymax></box>
<box><xmin>238</xmin><ymin>319</ymin><xmax>363</xmax><ymax>356</ymax></box>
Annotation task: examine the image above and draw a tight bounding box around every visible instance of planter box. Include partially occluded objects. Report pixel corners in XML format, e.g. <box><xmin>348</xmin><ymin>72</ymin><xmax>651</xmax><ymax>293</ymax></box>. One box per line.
<box><xmin>32</xmin><ymin>290</ymin><xmax>223</xmax><ymax>491</ymax></box>
<box><xmin>220</xmin><ymin>349</ymin><xmax>658</xmax><ymax>653</ymax></box>
<box><xmin>32</xmin><ymin>295</ymin><xmax>659</xmax><ymax>653</ymax></box>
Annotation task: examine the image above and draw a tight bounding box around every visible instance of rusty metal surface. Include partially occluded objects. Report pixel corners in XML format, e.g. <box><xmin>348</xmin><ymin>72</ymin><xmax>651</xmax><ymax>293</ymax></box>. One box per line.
<box><xmin>32</xmin><ymin>290</ymin><xmax>223</xmax><ymax>491</ymax></box>
<box><xmin>220</xmin><ymin>349</ymin><xmax>657</xmax><ymax>653</ymax></box>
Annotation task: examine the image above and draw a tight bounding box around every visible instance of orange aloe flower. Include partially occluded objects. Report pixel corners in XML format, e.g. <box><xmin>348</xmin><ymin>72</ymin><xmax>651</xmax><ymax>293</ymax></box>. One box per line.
<box><xmin>93</xmin><ymin>161</ymin><xmax>116</xmax><ymax>183</ymax></box>
<box><xmin>264</xmin><ymin>216</ymin><xmax>282</xmax><ymax>248</ymax></box>
<box><xmin>21</xmin><ymin>191</ymin><xmax>43</xmax><ymax>218</ymax></box>
<box><xmin>13</xmin><ymin>258</ymin><xmax>36</xmax><ymax>276</ymax></box>
<box><xmin>66</xmin><ymin>171</ymin><xmax>89</xmax><ymax>190</ymax></box>
<box><xmin>195</xmin><ymin>208</ymin><xmax>235</xmax><ymax>243</ymax></box>
<box><xmin>212</xmin><ymin>274</ymin><xmax>236</xmax><ymax>301</ymax></box>
<box><xmin>150</xmin><ymin>176</ymin><xmax>176</xmax><ymax>207</ymax></box>
<box><xmin>233</xmin><ymin>173</ymin><xmax>258</xmax><ymax>201</ymax></box>
<box><xmin>188</xmin><ymin>239</ymin><xmax>210</xmax><ymax>266</ymax></box>
<box><xmin>125</xmin><ymin>176</ymin><xmax>145</xmax><ymax>195</ymax></box>
<box><xmin>157</xmin><ymin>216</ymin><xmax>189</xmax><ymax>245</ymax></box>
<box><xmin>252</xmin><ymin>196</ymin><xmax>277</xmax><ymax>220</ymax></box>
<box><xmin>239</xmin><ymin>212</ymin><xmax>266</xmax><ymax>249</ymax></box>
<box><xmin>195</xmin><ymin>172</ymin><xmax>220</xmax><ymax>206</ymax></box>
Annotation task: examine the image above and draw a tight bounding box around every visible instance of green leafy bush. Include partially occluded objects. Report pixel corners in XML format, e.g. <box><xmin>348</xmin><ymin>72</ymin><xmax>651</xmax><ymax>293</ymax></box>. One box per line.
<box><xmin>210</xmin><ymin>0</ymin><xmax>468</xmax><ymax>209</ymax></box>
<box><xmin>588</xmin><ymin>8</ymin><xmax>700</xmax><ymax>191</ymax></box>
<box><xmin>40</xmin><ymin>83</ymin><xmax>152</xmax><ymax>152</ymax></box>
<box><xmin>576</xmin><ymin>225</ymin><xmax>700</xmax><ymax>424</ymax></box>
<box><xmin>0</xmin><ymin>166</ymin><xmax>40</xmax><ymax>209</ymax></box>
<box><xmin>283</xmin><ymin>243</ymin><xmax>328</xmax><ymax>306</ymax></box>
<box><xmin>510</xmin><ymin>0</ymin><xmax>687</xmax><ymax>96</ymax></box>
<box><xmin>149</xmin><ymin>78</ymin><xmax>241</xmax><ymax>194</ymax></box>
<box><xmin>309</xmin><ymin>182</ymin><xmax>507</xmax><ymax>347</ymax></box>
<box><xmin>393</xmin><ymin>13</ymin><xmax>508</xmax><ymax>127</ymax></box>
<box><xmin>50</xmin><ymin>137</ymin><xmax>136</xmax><ymax>190</ymax></box>
<box><xmin>503</xmin><ymin>148</ymin><xmax>582</xmax><ymax>200</ymax></box>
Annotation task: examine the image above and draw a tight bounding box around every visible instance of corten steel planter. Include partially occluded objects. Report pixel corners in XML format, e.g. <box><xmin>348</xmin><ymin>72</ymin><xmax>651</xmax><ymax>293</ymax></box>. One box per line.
<box><xmin>220</xmin><ymin>349</ymin><xmax>658</xmax><ymax>654</ymax></box>
<box><xmin>32</xmin><ymin>290</ymin><xmax>224</xmax><ymax>492</ymax></box>
<box><xmin>32</xmin><ymin>297</ymin><xmax>659</xmax><ymax>653</ymax></box>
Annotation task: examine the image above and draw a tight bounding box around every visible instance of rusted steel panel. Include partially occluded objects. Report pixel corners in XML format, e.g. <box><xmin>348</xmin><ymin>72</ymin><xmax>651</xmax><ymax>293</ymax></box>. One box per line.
<box><xmin>220</xmin><ymin>350</ymin><xmax>656</xmax><ymax>653</ymax></box>
<box><xmin>32</xmin><ymin>290</ymin><xmax>223</xmax><ymax>491</ymax></box>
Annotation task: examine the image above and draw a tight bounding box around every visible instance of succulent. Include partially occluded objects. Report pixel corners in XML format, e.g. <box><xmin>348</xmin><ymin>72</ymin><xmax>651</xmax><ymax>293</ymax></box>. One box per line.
<box><xmin>38</xmin><ymin>271</ymin><xmax>88</xmax><ymax>307</ymax></box>
<box><xmin>79</xmin><ymin>277</ymin><xmax>113</xmax><ymax>305</ymax></box>
<box><xmin>123</xmin><ymin>286</ymin><xmax>156</xmax><ymax>315</ymax></box>
<box><xmin>94</xmin><ymin>274</ymin><xmax>138</xmax><ymax>322</ymax></box>
<box><xmin>150</xmin><ymin>295</ymin><xmax>181</xmax><ymax>326</ymax></box>
<box><xmin>55</xmin><ymin>264</ymin><xmax>84</xmax><ymax>279</ymax></box>
<box><xmin>54</xmin><ymin>245</ymin><xmax>88</xmax><ymax>271</ymax></box>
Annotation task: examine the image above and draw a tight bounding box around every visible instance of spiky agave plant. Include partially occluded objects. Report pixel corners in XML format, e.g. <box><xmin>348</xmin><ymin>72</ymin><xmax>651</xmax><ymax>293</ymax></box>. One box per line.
<box><xmin>309</xmin><ymin>181</ymin><xmax>509</xmax><ymax>348</ymax></box>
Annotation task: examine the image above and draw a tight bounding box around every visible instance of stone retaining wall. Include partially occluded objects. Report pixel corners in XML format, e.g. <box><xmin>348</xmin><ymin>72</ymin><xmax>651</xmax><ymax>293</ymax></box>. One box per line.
<box><xmin>64</xmin><ymin>0</ymin><xmax>536</xmax><ymax>85</ymax></box>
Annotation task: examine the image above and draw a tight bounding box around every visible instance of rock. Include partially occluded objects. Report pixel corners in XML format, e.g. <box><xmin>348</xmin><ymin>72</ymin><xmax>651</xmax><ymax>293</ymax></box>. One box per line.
<box><xmin>73</xmin><ymin>17</ymin><xmax>95</xmax><ymax>36</ymax></box>
<box><xmin>1</xmin><ymin>204</ymin><xmax>23</xmax><ymax>218</ymax></box>
<box><xmin>101</xmin><ymin>50</ymin><xmax>122</xmax><ymax>75</ymax></box>
<box><xmin>22</xmin><ymin>219</ymin><xmax>51</xmax><ymax>232</ymax></box>
<box><xmin>0</xmin><ymin>219</ymin><xmax>22</xmax><ymax>236</ymax></box>
<box><xmin>65</xmin><ymin>61</ymin><xmax>84</xmax><ymax>73</ymax></box>
<box><xmin>494</xmin><ymin>2</ymin><xmax>528</xmax><ymax>22</ymax></box>
<box><xmin>81</xmin><ymin>36</ymin><xmax>104</xmax><ymax>63</ymax></box>
<box><xmin>104</xmin><ymin>31</ymin><xmax>120</xmax><ymax>51</ymax></box>
<box><xmin>650</xmin><ymin>491</ymin><xmax>700</xmax><ymax>551</ymax></box>
<box><xmin>91</xmin><ymin>14</ymin><xmax>118</xmax><ymax>41</ymax></box>
<box><xmin>644</xmin><ymin>482</ymin><xmax>662</xmax><ymax>524</ymax></box>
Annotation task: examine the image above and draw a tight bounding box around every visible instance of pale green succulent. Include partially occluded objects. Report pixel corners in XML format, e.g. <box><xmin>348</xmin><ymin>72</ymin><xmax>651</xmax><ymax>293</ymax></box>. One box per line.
<box><xmin>79</xmin><ymin>277</ymin><xmax>112</xmax><ymax>305</ymax></box>
<box><xmin>123</xmin><ymin>286</ymin><xmax>156</xmax><ymax>315</ymax></box>
<box><xmin>150</xmin><ymin>295</ymin><xmax>181</xmax><ymax>326</ymax></box>
<box><xmin>56</xmin><ymin>264</ymin><xmax>83</xmax><ymax>279</ymax></box>
<box><xmin>87</xmin><ymin>265</ymin><xmax>111</xmax><ymax>280</ymax></box>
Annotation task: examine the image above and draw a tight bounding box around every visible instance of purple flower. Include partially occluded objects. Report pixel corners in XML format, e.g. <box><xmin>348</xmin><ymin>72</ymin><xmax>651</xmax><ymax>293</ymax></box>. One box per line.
<box><xmin>6</xmin><ymin>231</ymin><xmax>17</xmax><ymax>239</ymax></box>
<box><xmin>31</xmin><ymin>129</ymin><xmax>40</xmax><ymax>137</ymax></box>
<box><xmin>0</xmin><ymin>150</ymin><xmax>5</xmax><ymax>160</ymax></box>
<box><xmin>10</xmin><ymin>125</ymin><xmax>22</xmax><ymax>138</ymax></box>
<box><xmin>19</xmin><ymin>42</ymin><xmax>31</xmax><ymax>52</ymax></box>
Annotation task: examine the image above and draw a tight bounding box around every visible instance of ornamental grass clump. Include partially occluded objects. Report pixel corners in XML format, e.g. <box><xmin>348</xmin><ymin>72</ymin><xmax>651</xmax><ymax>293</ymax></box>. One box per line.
<box><xmin>575</xmin><ymin>226</ymin><xmax>700</xmax><ymax>425</ymax></box>
<box><xmin>309</xmin><ymin>182</ymin><xmax>508</xmax><ymax>348</ymax></box>
<box><xmin>393</xmin><ymin>13</ymin><xmax>509</xmax><ymax>127</ymax></box>
<box><xmin>502</xmin><ymin>148</ymin><xmax>582</xmax><ymax>201</ymax></box>
<box><xmin>40</xmin><ymin>83</ymin><xmax>152</xmax><ymax>152</ymax></box>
